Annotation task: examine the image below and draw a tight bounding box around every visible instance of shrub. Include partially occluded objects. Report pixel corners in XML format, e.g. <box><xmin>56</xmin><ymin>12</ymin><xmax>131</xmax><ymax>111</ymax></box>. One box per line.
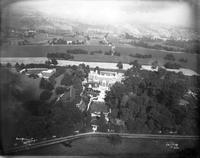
<box><xmin>164</xmin><ymin>62</ymin><xmax>181</xmax><ymax>69</ymax></box>
<box><xmin>164</xmin><ymin>54</ymin><xmax>175</xmax><ymax>61</ymax></box>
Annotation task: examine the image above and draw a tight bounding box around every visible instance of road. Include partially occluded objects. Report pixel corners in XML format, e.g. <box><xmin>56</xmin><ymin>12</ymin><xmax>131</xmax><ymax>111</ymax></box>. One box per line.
<box><xmin>5</xmin><ymin>132</ymin><xmax>199</xmax><ymax>154</ymax></box>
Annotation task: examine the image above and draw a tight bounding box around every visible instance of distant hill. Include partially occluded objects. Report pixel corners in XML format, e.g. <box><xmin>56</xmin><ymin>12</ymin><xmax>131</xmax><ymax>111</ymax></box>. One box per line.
<box><xmin>1</xmin><ymin>1</ymin><xmax>198</xmax><ymax>40</ymax></box>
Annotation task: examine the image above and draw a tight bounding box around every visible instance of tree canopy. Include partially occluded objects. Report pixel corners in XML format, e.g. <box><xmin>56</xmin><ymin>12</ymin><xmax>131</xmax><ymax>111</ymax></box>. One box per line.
<box><xmin>105</xmin><ymin>63</ymin><xmax>199</xmax><ymax>135</ymax></box>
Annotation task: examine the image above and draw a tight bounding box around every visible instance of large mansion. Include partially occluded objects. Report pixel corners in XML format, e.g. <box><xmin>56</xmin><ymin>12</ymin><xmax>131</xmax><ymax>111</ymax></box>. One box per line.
<box><xmin>88</xmin><ymin>70</ymin><xmax>124</xmax><ymax>89</ymax></box>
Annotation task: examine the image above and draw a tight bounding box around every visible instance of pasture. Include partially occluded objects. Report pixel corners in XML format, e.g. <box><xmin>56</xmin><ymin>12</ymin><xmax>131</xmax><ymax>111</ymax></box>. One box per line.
<box><xmin>1</xmin><ymin>45</ymin><xmax>199</xmax><ymax>72</ymax></box>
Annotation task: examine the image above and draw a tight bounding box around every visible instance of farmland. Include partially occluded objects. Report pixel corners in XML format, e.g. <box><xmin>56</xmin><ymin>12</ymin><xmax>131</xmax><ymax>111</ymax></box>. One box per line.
<box><xmin>1</xmin><ymin>45</ymin><xmax>199</xmax><ymax>73</ymax></box>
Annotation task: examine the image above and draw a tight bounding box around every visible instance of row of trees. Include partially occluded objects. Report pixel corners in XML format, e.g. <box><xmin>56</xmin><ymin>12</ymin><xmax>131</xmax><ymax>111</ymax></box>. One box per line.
<box><xmin>129</xmin><ymin>53</ymin><xmax>152</xmax><ymax>59</ymax></box>
<box><xmin>47</xmin><ymin>52</ymin><xmax>74</xmax><ymax>60</ymax></box>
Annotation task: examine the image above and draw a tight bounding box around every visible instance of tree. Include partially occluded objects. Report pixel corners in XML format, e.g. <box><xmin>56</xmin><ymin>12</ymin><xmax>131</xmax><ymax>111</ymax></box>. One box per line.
<box><xmin>151</xmin><ymin>60</ymin><xmax>158</xmax><ymax>69</ymax></box>
<box><xmin>104</xmin><ymin>63</ymin><xmax>195</xmax><ymax>134</ymax></box>
<box><xmin>164</xmin><ymin>54</ymin><xmax>175</xmax><ymax>61</ymax></box>
<box><xmin>129</xmin><ymin>60</ymin><xmax>141</xmax><ymax>69</ymax></box>
<box><xmin>15</xmin><ymin>62</ymin><xmax>20</xmax><ymax>71</ymax></box>
<box><xmin>45</xmin><ymin>60</ymin><xmax>51</xmax><ymax>65</ymax></box>
<box><xmin>61</xmin><ymin>73</ymin><xmax>73</xmax><ymax>86</ymax></box>
<box><xmin>94</xmin><ymin>66</ymin><xmax>100</xmax><ymax>74</ymax></box>
<box><xmin>117</xmin><ymin>61</ymin><xmax>123</xmax><ymax>69</ymax></box>
<box><xmin>6</xmin><ymin>62</ymin><xmax>11</xmax><ymax>68</ymax></box>
<box><xmin>55</xmin><ymin>87</ymin><xmax>67</xmax><ymax>95</ymax></box>
<box><xmin>97</xmin><ymin>112</ymin><xmax>108</xmax><ymax>132</ymax></box>
<box><xmin>51</xmin><ymin>58</ymin><xmax>58</xmax><ymax>65</ymax></box>
<box><xmin>40</xmin><ymin>78</ymin><xmax>54</xmax><ymax>90</ymax></box>
<box><xmin>164</xmin><ymin>62</ymin><xmax>180</xmax><ymax>69</ymax></box>
<box><xmin>20</xmin><ymin>63</ymin><xmax>25</xmax><ymax>69</ymax></box>
<box><xmin>40</xmin><ymin>90</ymin><xmax>52</xmax><ymax>101</ymax></box>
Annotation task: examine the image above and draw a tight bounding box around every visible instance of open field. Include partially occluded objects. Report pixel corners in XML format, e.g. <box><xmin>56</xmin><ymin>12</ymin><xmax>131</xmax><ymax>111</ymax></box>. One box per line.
<box><xmin>1</xmin><ymin>45</ymin><xmax>199</xmax><ymax>72</ymax></box>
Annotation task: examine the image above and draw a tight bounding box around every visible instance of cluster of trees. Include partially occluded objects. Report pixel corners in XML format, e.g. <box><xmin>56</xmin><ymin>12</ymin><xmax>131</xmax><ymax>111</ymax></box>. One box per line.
<box><xmin>60</xmin><ymin>64</ymin><xmax>90</xmax><ymax>104</ymax></box>
<box><xmin>15</xmin><ymin>62</ymin><xmax>25</xmax><ymax>71</ymax></box>
<box><xmin>105</xmin><ymin>60</ymin><xmax>199</xmax><ymax>135</ymax></box>
<box><xmin>66</xmin><ymin>49</ymin><xmax>88</xmax><ymax>55</ymax></box>
<box><xmin>14</xmin><ymin>59</ymin><xmax>58</xmax><ymax>72</ymax></box>
<box><xmin>61</xmin><ymin>65</ymin><xmax>89</xmax><ymax>86</ymax></box>
<box><xmin>1</xmin><ymin>66</ymin><xmax>92</xmax><ymax>149</ymax></box>
<box><xmin>164</xmin><ymin>62</ymin><xmax>181</xmax><ymax>69</ymax></box>
<box><xmin>129</xmin><ymin>53</ymin><xmax>152</xmax><ymax>59</ymax></box>
<box><xmin>18</xmin><ymin>63</ymin><xmax>54</xmax><ymax>69</ymax></box>
<box><xmin>164</xmin><ymin>54</ymin><xmax>176</xmax><ymax>61</ymax></box>
<box><xmin>45</xmin><ymin>58</ymin><xmax>58</xmax><ymax>65</ymax></box>
<box><xmin>39</xmin><ymin>78</ymin><xmax>54</xmax><ymax>101</ymax></box>
<box><xmin>47</xmin><ymin>52</ymin><xmax>74</xmax><ymax>60</ymax></box>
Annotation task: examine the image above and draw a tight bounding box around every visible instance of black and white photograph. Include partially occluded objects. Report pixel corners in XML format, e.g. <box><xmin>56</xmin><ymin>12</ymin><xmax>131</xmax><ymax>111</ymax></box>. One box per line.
<box><xmin>0</xmin><ymin>0</ymin><xmax>199</xmax><ymax>157</ymax></box>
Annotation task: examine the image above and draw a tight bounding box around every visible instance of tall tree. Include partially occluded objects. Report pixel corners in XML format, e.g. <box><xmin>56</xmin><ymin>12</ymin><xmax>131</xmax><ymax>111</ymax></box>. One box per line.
<box><xmin>117</xmin><ymin>61</ymin><xmax>123</xmax><ymax>69</ymax></box>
